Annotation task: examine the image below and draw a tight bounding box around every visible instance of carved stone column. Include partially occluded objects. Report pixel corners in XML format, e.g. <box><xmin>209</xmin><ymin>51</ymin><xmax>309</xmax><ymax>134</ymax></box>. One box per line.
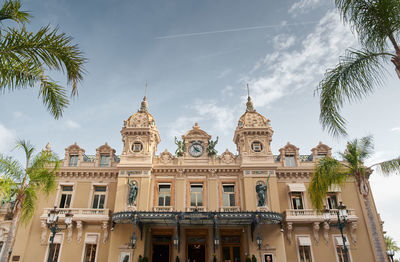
<box><xmin>102</xmin><ymin>221</ymin><xmax>109</xmax><ymax>244</ymax></box>
<box><xmin>350</xmin><ymin>222</ymin><xmax>358</xmax><ymax>244</ymax></box>
<box><xmin>323</xmin><ymin>221</ymin><xmax>330</xmax><ymax>244</ymax></box>
<box><xmin>76</xmin><ymin>220</ymin><xmax>83</xmax><ymax>242</ymax></box>
<box><xmin>313</xmin><ymin>222</ymin><xmax>320</xmax><ymax>244</ymax></box>
<box><xmin>286</xmin><ymin>222</ymin><xmax>293</xmax><ymax>244</ymax></box>
<box><xmin>40</xmin><ymin>219</ymin><xmax>47</xmax><ymax>245</ymax></box>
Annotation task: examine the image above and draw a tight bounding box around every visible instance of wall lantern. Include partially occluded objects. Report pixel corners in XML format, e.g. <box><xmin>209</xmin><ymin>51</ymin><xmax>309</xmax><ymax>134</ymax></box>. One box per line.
<box><xmin>130</xmin><ymin>233</ymin><xmax>137</xmax><ymax>249</ymax></box>
<box><xmin>256</xmin><ymin>233</ymin><xmax>263</xmax><ymax>250</ymax></box>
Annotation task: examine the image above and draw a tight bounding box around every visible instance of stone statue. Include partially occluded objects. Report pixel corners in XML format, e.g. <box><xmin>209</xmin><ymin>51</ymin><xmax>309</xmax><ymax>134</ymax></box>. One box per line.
<box><xmin>256</xmin><ymin>175</ymin><xmax>270</xmax><ymax>207</ymax></box>
<box><xmin>127</xmin><ymin>179</ymin><xmax>138</xmax><ymax>205</ymax></box>
<box><xmin>207</xmin><ymin>136</ymin><xmax>219</xmax><ymax>156</ymax></box>
<box><xmin>174</xmin><ymin>137</ymin><xmax>185</xmax><ymax>157</ymax></box>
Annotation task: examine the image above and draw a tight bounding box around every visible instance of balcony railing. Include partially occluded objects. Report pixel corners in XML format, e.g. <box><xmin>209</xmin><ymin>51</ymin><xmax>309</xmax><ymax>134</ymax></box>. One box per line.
<box><xmin>186</xmin><ymin>206</ymin><xmax>206</xmax><ymax>212</ymax></box>
<box><xmin>41</xmin><ymin>208</ymin><xmax>110</xmax><ymax>222</ymax></box>
<box><xmin>153</xmin><ymin>206</ymin><xmax>173</xmax><ymax>212</ymax></box>
<box><xmin>285</xmin><ymin>208</ymin><xmax>357</xmax><ymax>222</ymax></box>
<box><xmin>220</xmin><ymin>206</ymin><xmax>240</xmax><ymax>212</ymax></box>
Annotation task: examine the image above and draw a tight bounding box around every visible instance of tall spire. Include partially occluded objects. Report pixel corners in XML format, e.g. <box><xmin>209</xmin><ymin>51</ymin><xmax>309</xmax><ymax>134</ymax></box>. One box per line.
<box><xmin>246</xmin><ymin>84</ymin><xmax>255</xmax><ymax>112</ymax></box>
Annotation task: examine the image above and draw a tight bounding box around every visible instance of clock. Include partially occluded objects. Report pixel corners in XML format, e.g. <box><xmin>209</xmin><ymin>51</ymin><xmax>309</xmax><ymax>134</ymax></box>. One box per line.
<box><xmin>188</xmin><ymin>142</ymin><xmax>204</xmax><ymax>157</ymax></box>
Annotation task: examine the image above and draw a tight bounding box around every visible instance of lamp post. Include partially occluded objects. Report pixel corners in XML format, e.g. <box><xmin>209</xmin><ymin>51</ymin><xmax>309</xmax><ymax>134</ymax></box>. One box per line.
<box><xmin>387</xmin><ymin>250</ymin><xmax>395</xmax><ymax>262</ymax></box>
<box><xmin>46</xmin><ymin>207</ymin><xmax>73</xmax><ymax>262</ymax></box>
<box><xmin>323</xmin><ymin>202</ymin><xmax>349</xmax><ymax>262</ymax></box>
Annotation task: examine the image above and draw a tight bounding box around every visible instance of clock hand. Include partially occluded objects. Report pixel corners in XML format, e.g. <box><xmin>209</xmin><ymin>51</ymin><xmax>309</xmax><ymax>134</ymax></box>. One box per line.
<box><xmin>194</xmin><ymin>146</ymin><xmax>200</xmax><ymax>152</ymax></box>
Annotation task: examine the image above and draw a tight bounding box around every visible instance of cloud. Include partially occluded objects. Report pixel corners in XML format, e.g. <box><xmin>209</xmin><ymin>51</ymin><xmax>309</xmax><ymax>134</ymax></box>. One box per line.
<box><xmin>13</xmin><ymin>111</ymin><xmax>23</xmax><ymax>119</ymax></box>
<box><xmin>289</xmin><ymin>0</ymin><xmax>322</xmax><ymax>14</ymax></box>
<box><xmin>221</xmin><ymin>85</ymin><xmax>234</xmax><ymax>97</ymax></box>
<box><xmin>273</xmin><ymin>34</ymin><xmax>296</xmax><ymax>50</ymax></box>
<box><xmin>167</xmin><ymin>116</ymin><xmax>202</xmax><ymax>139</ymax></box>
<box><xmin>0</xmin><ymin>124</ymin><xmax>16</xmax><ymax>152</ymax></box>
<box><xmin>65</xmin><ymin>120</ymin><xmax>81</xmax><ymax>129</ymax></box>
<box><xmin>218</xmin><ymin>69</ymin><xmax>232</xmax><ymax>79</ymax></box>
<box><xmin>245</xmin><ymin>10</ymin><xmax>356</xmax><ymax>108</ymax></box>
<box><xmin>390</xmin><ymin>127</ymin><xmax>400</xmax><ymax>133</ymax></box>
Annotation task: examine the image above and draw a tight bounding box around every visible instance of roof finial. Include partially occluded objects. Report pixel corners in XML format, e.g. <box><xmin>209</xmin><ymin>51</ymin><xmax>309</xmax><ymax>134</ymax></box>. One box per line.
<box><xmin>139</xmin><ymin>82</ymin><xmax>149</xmax><ymax>112</ymax></box>
<box><xmin>246</xmin><ymin>84</ymin><xmax>255</xmax><ymax>112</ymax></box>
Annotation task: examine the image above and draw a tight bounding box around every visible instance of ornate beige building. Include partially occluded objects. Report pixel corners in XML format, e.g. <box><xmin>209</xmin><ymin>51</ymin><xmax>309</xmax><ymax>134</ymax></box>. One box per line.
<box><xmin>9</xmin><ymin>96</ymin><xmax>388</xmax><ymax>262</ymax></box>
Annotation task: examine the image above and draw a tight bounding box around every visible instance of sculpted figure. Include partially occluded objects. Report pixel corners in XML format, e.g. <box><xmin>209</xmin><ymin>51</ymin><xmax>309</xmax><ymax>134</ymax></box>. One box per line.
<box><xmin>174</xmin><ymin>137</ymin><xmax>185</xmax><ymax>157</ymax></box>
<box><xmin>207</xmin><ymin>136</ymin><xmax>219</xmax><ymax>156</ymax></box>
<box><xmin>256</xmin><ymin>175</ymin><xmax>270</xmax><ymax>206</ymax></box>
<box><xmin>127</xmin><ymin>179</ymin><xmax>138</xmax><ymax>205</ymax></box>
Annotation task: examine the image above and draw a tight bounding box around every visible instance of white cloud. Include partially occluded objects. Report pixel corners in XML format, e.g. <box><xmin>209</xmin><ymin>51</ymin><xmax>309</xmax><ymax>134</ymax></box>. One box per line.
<box><xmin>246</xmin><ymin>10</ymin><xmax>356</xmax><ymax>108</ymax></box>
<box><xmin>289</xmin><ymin>0</ymin><xmax>322</xmax><ymax>14</ymax></box>
<box><xmin>13</xmin><ymin>111</ymin><xmax>23</xmax><ymax>119</ymax></box>
<box><xmin>167</xmin><ymin>116</ymin><xmax>202</xmax><ymax>139</ymax></box>
<box><xmin>273</xmin><ymin>34</ymin><xmax>296</xmax><ymax>50</ymax></box>
<box><xmin>390</xmin><ymin>127</ymin><xmax>400</xmax><ymax>133</ymax></box>
<box><xmin>66</xmin><ymin>120</ymin><xmax>81</xmax><ymax>129</ymax></box>
<box><xmin>221</xmin><ymin>85</ymin><xmax>234</xmax><ymax>97</ymax></box>
<box><xmin>0</xmin><ymin>124</ymin><xmax>16</xmax><ymax>152</ymax></box>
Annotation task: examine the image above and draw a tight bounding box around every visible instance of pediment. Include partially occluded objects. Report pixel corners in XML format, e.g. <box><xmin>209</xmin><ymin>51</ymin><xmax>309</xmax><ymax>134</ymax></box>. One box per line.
<box><xmin>182</xmin><ymin>123</ymin><xmax>211</xmax><ymax>140</ymax></box>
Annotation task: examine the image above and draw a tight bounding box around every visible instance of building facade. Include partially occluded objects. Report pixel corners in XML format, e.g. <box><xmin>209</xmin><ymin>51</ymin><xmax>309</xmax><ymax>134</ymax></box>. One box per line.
<box><xmin>10</xmin><ymin>96</ymin><xmax>387</xmax><ymax>262</ymax></box>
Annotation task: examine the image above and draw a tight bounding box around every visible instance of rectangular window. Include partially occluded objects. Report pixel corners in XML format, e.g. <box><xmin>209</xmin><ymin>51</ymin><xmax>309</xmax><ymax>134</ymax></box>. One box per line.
<box><xmin>158</xmin><ymin>184</ymin><xmax>171</xmax><ymax>206</ymax></box>
<box><xmin>317</xmin><ymin>154</ymin><xmax>326</xmax><ymax>159</ymax></box>
<box><xmin>335</xmin><ymin>236</ymin><xmax>351</xmax><ymax>262</ymax></box>
<box><xmin>285</xmin><ymin>155</ymin><xmax>296</xmax><ymax>167</ymax></box>
<box><xmin>327</xmin><ymin>194</ymin><xmax>338</xmax><ymax>209</ymax></box>
<box><xmin>92</xmin><ymin>186</ymin><xmax>107</xmax><ymax>209</ymax></box>
<box><xmin>222</xmin><ymin>185</ymin><xmax>236</xmax><ymax>207</ymax></box>
<box><xmin>100</xmin><ymin>155</ymin><xmax>110</xmax><ymax>167</ymax></box>
<box><xmin>49</xmin><ymin>243</ymin><xmax>61</xmax><ymax>262</ymax></box>
<box><xmin>291</xmin><ymin>192</ymin><xmax>304</xmax><ymax>210</ymax></box>
<box><xmin>84</xmin><ymin>244</ymin><xmax>97</xmax><ymax>262</ymax></box>
<box><xmin>59</xmin><ymin>185</ymin><xmax>73</xmax><ymax>208</ymax></box>
<box><xmin>190</xmin><ymin>184</ymin><xmax>203</xmax><ymax>206</ymax></box>
<box><xmin>299</xmin><ymin>245</ymin><xmax>312</xmax><ymax>262</ymax></box>
<box><xmin>69</xmin><ymin>155</ymin><xmax>78</xmax><ymax>167</ymax></box>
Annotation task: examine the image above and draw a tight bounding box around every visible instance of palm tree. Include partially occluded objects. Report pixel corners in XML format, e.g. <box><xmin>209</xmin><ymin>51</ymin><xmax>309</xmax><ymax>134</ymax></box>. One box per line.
<box><xmin>0</xmin><ymin>0</ymin><xmax>86</xmax><ymax>119</ymax></box>
<box><xmin>385</xmin><ymin>235</ymin><xmax>400</xmax><ymax>252</ymax></box>
<box><xmin>308</xmin><ymin>136</ymin><xmax>400</xmax><ymax>261</ymax></box>
<box><xmin>0</xmin><ymin>140</ymin><xmax>59</xmax><ymax>261</ymax></box>
<box><xmin>317</xmin><ymin>0</ymin><xmax>400</xmax><ymax>137</ymax></box>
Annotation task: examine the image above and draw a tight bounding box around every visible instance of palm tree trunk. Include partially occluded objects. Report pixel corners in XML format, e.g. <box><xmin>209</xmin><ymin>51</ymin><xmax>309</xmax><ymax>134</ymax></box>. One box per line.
<box><xmin>0</xmin><ymin>203</ymin><xmax>22</xmax><ymax>262</ymax></box>
<box><xmin>364</xmin><ymin>195</ymin><xmax>388</xmax><ymax>262</ymax></box>
<box><xmin>388</xmin><ymin>34</ymin><xmax>400</xmax><ymax>79</ymax></box>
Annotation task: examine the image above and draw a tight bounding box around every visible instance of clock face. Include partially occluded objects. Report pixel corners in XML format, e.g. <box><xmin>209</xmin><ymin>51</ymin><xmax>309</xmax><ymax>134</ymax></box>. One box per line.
<box><xmin>188</xmin><ymin>142</ymin><xmax>204</xmax><ymax>157</ymax></box>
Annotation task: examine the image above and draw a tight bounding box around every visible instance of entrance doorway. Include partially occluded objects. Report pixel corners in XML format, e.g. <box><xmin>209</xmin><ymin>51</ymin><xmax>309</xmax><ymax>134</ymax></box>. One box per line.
<box><xmin>221</xmin><ymin>246</ymin><xmax>241</xmax><ymax>262</ymax></box>
<box><xmin>188</xmin><ymin>244</ymin><xmax>205</xmax><ymax>262</ymax></box>
<box><xmin>152</xmin><ymin>235</ymin><xmax>171</xmax><ymax>262</ymax></box>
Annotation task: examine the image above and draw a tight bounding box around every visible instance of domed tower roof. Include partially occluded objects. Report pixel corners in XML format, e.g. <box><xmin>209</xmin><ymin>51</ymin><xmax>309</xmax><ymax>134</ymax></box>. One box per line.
<box><xmin>124</xmin><ymin>96</ymin><xmax>157</xmax><ymax>130</ymax></box>
<box><xmin>237</xmin><ymin>96</ymin><xmax>270</xmax><ymax>129</ymax></box>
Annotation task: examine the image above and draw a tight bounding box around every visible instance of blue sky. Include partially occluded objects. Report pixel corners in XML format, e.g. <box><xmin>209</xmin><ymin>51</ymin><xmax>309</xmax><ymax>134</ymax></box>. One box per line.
<box><xmin>1</xmin><ymin>0</ymin><xmax>400</xmax><ymax>253</ymax></box>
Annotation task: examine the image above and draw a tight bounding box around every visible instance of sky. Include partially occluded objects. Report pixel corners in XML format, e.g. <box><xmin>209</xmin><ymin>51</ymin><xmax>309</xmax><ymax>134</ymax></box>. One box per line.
<box><xmin>1</xmin><ymin>0</ymin><xmax>400</xmax><ymax>255</ymax></box>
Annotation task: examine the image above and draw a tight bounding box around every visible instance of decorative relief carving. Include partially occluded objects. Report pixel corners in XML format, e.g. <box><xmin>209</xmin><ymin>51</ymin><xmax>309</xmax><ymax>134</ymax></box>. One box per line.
<box><xmin>313</xmin><ymin>222</ymin><xmax>320</xmax><ymax>244</ymax></box>
<box><xmin>67</xmin><ymin>223</ymin><xmax>73</xmax><ymax>243</ymax></box>
<box><xmin>160</xmin><ymin>149</ymin><xmax>174</xmax><ymax>164</ymax></box>
<box><xmin>323</xmin><ymin>222</ymin><xmax>330</xmax><ymax>244</ymax></box>
<box><xmin>76</xmin><ymin>220</ymin><xmax>83</xmax><ymax>242</ymax></box>
<box><xmin>40</xmin><ymin>220</ymin><xmax>47</xmax><ymax>245</ymax></box>
<box><xmin>219</xmin><ymin>149</ymin><xmax>235</xmax><ymax>164</ymax></box>
<box><xmin>350</xmin><ymin>222</ymin><xmax>357</xmax><ymax>244</ymax></box>
<box><xmin>102</xmin><ymin>221</ymin><xmax>109</xmax><ymax>244</ymax></box>
<box><xmin>286</xmin><ymin>222</ymin><xmax>293</xmax><ymax>244</ymax></box>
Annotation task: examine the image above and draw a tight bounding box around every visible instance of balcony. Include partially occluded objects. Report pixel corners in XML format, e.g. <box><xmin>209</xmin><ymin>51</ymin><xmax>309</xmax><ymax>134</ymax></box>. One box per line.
<box><xmin>285</xmin><ymin>208</ymin><xmax>357</xmax><ymax>223</ymax></box>
<box><xmin>220</xmin><ymin>206</ymin><xmax>240</xmax><ymax>212</ymax></box>
<box><xmin>41</xmin><ymin>208</ymin><xmax>110</xmax><ymax>223</ymax></box>
<box><xmin>153</xmin><ymin>206</ymin><xmax>173</xmax><ymax>212</ymax></box>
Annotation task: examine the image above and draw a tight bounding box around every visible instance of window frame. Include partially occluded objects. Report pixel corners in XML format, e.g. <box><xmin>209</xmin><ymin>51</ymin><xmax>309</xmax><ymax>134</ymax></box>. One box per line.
<box><xmin>81</xmin><ymin>233</ymin><xmax>100</xmax><ymax>262</ymax></box>
<box><xmin>68</xmin><ymin>154</ymin><xmax>79</xmax><ymax>167</ymax></box>
<box><xmin>333</xmin><ymin>235</ymin><xmax>352</xmax><ymax>262</ymax></box>
<box><xmin>99</xmin><ymin>154</ymin><xmax>110</xmax><ymax>167</ymax></box>
<box><xmin>55</xmin><ymin>183</ymin><xmax>75</xmax><ymax>209</ymax></box>
<box><xmin>154</xmin><ymin>182</ymin><xmax>173</xmax><ymax>208</ymax></box>
<box><xmin>326</xmin><ymin>193</ymin><xmax>339</xmax><ymax>210</ymax></box>
<box><xmin>285</xmin><ymin>155</ymin><xmax>296</xmax><ymax>167</ymax></box>
<box><xmin>43</xmin><ymin>233</ymin><xmax>64</xmax><ymax>262</ymax></box>
<box><xmin>295</xmin><ymin>235</ymin><xmax>314</xmax><ymax>262</ymax></box>
<box><xmin>89</xmin><ymin>183</ymin><xmax>108</xmax><ymax>209</ymax></box>
<box><xmin>221</xmin><ymin>183</ymin><xmax>237</xmax><ymax>207</ymax></box>
<box><xmin>189</xmin><ymin>183</ymin><xmax>204</xmax><ymax>207</ymax></box>
<box><xmin>290</xmin><ymin>192</ymin><xmax>305</xmax><ymax>210</ymax></box>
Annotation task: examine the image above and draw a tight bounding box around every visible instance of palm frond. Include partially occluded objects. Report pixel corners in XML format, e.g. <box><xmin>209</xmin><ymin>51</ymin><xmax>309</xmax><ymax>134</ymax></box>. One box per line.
<box><xmin>0</xmin><ymin>154</ymin><xmax>24</xmax><ymax>182</ymax></box>
<box><xmin>370</xmin><ymin>157</ymin><xmax>400</xmax><ymax>175</ymax></box>
<box><xmin>358</xmin><ymin>135</ymin><xmax>374</xmax><ymax>160</ymax></box>
<box><xmin>317</xmin><ymin>49</ymin><xmax>392</xmax><ymax>137</ymax></box>
<box><xmin>385</xmin><ymin>235</ymin><xmax>400</xmax><ymax>252</ymax></box>
<box><xmin>0</xmin><ymin>26</ymin><xmax>86</xmax><ymax>96</ymax></box>
<box><xmin>20</xmin><ymin>186</ymin><xmax>36</xmax><ymax>223</ymax></box>
<box><xmin>14</xmin><ymin>139</ymin><xmax>34</xmax><ymax>166</ymax></box>
<box><xmin>29</xmin><ymin>151</ymin><xmax>58</xmax><ymax>195</ymax></box>
<box><xmin>38</xmin><ymin>77</ymin><xmax>69</xmax><ymax>119</ymax></box>
<box><xmin>0</xmin><ymin>0</ymin><xmax>31</xmax><ymax>24</ymax></box>
<box><xmin>335</xmin><ymin>0</ymin><xmax>400</xmax><ymax>50</ymax></box>
<box><xmin>0</xmin><ymin>177</ymin><xmax>17</xmax><ymax>203</ymax></box>
<box><xmin>308</xmin><ymin>157</ymin><xmax>348</xmax><ymax>210</ymax></box>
